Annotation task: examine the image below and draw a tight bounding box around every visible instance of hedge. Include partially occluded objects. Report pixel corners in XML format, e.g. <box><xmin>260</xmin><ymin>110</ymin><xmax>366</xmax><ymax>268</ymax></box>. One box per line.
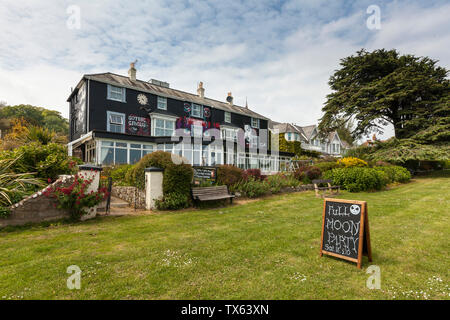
<box><xmin>375</xmin><ymin>165</ymin><xmax>411</xmax><ymax>183</ymax></box>
<box><xmin>324</xmin><ymin>167</ymin><xmax>388</xmax><ymax>192</ymax></box>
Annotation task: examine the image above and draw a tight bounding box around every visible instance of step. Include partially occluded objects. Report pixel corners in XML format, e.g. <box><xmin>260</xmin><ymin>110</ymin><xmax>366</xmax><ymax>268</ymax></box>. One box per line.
<box><xmin>97</xmin><ymin>197</ymin><xmax>130</xmax><ymax>211</ymax></box>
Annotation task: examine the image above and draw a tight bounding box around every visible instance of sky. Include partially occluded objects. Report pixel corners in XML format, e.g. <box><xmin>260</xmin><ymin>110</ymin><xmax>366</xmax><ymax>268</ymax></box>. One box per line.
<box><xmin>0</xmin><ymin>0</ymin><xmax>449</xmax><ymax>140</ymax></box>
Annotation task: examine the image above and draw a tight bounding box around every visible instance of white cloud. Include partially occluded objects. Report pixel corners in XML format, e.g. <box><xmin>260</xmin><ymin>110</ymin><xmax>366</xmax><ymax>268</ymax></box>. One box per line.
<box><xmin>0</xmin><ymin>0</ymin><xmax>448</xmax><ymax>142</ymax></box>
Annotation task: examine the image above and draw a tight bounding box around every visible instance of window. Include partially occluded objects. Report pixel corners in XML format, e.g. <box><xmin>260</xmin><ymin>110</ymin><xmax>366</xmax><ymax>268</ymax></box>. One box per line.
<box><xmin>287</xmin><ymin>133</ymin><xmax>292</xmax><ymax>141</ymax></box>
<box><xmin>191</xmin><ymin>104</ymin><xmax>203</xmax><ymax>118</ymax></box>
<box><xmin>251</xmin><ymin>118</ymin><xmax>260</xmax><ymax>129</ymax></box>
<box><xmin>224</xmin><ymin>112</ymin><xmax>231</xmax><ymax>123</ymax></box>
<box><xmin>154</xmin><ymin>118</ymin><xmax>175</xmax><ymax>136</ymax></box>
<box><xmin>99</xmin><ymin>141</ymin><xmax>154</xmax><ymax>165</ymax></box>
<box><xmin>107</xmin><ymin>85</ymin><xmax>126</xmax><ymax>102</ymax></box>
<box><xmin>107</xmin><ymin>111</ymin><xmax>125</xmax><ymax>133</ymax></box>
<box><xmin>221</xmin><ymin>128</ymin><xmax>237</xmax><ymax>141</ymax></box>
<box><xmin>143</xmin><ymin>145</ymin><xmax>154</xmax><ymax>156</ymax></box>
<box><xmin>157</xmin><ymin>96</ymin><xmax>167</xmax><ymax>110</ymax></box>
<box><xmin>192</xmin><ymin>125</ymin><xmax>203</xmax><ymax>138</ymax></box>
<box><xmin>250</xmin><ymin>136</ymin><xmax>258</xmax><ymax>148</ymax></box>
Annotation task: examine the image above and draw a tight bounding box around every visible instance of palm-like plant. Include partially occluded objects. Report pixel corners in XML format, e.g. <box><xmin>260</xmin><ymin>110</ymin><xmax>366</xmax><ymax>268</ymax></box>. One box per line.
<box><xmin>0</xmin><ymin>156</ymin><xmax>43</xmax><ymax>207</ymax></box>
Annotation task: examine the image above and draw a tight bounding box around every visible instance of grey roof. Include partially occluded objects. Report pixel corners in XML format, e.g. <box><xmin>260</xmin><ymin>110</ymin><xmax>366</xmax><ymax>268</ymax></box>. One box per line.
<box><xmin>272</xmin><ymin>122</ymin><xmax>308</xmax><ymax>142</ymax></box>
<box><xmin>341</xmin><ymin>140</ymin><xmax>351</xmax><ymax>148</ymax></box>
<box><xmin>69</xmin><ymin>72</ymin><xmax>269</xmax><ymax>120</ymax></box>
<box><xmin>298</xmin><ymin>125</ymin><xmax>317</xmax><ymax>140</ymax></box>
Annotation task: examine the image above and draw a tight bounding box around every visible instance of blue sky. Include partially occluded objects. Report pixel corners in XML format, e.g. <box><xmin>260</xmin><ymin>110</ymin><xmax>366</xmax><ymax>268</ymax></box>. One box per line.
<box><xmin>0</xmin><ymin>0</ymin><xmax>449</xmax><ymax>140</ymax></box>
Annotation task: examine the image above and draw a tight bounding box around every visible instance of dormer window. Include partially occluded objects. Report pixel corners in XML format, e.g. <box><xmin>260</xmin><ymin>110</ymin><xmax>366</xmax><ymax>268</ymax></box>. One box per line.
<box><xmin>107</xmin><ymin>85</ymin><xmax>126</xmax><ymax>102</ymax></box>
<box><xmin>251</xmin><ymin>118</ymin><xmax>260</xmax><ymax>129</ymax></box>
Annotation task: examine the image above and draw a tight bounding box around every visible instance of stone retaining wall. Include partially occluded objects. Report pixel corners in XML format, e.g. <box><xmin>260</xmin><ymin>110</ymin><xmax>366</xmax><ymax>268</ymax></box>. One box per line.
<box><xmin>0</xmin><ymin>175</ymin><xmax>73</xmax><ymax>228</ymax></box>
<box><xmin>111</xmin><ymin>186</ymin><xmax>146</xmax><ymax>209</ymax></box>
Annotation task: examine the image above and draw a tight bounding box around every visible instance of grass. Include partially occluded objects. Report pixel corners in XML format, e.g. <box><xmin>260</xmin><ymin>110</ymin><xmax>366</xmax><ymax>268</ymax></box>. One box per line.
<box><xmin>0</xmin><ymin>173</ymin><xmax>449</xmax><ymax>300</ymax></box>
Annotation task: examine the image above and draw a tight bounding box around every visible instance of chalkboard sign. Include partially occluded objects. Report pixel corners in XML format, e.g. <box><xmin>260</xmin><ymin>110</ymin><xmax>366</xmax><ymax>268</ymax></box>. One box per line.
<box><xmin>320</xmin><ymin>198</ymin><xmax>372</xmax><ymax>269</ymax></box>
<box><xmin>192</xmin><ymin>166</ymin><xmax>217</xmax><ymax>185</ymax></box>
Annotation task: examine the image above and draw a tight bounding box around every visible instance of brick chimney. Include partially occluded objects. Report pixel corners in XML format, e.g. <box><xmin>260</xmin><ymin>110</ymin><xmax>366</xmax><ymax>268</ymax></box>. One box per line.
<box><xmin>226</xmin><ymin>92</ymin><xmax>233</xmax><ymax>105</ymax></box>
<box><xmin>128</xmin><ymin>61</ymin><xmax>137</xmax><ymax>81</ymax></box>
<box><xmin>197</xmin><ymin>82</ymin><xmax>205</xmax><ymax>98</ymax></box>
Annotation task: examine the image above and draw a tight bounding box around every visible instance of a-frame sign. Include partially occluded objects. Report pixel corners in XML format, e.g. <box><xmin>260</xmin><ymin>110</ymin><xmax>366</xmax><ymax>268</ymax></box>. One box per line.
<box><xmin>320</xmin><ymin>199</ymin><xmax>372</xmax><ymax>269</ymax></box>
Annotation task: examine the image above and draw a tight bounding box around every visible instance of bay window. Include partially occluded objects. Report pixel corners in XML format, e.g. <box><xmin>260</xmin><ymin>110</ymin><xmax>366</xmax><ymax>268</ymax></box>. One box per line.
<box><xmin>154</xmin><ymin>118</ymin><xmax>175</xmax><ymax>136</ymax></box>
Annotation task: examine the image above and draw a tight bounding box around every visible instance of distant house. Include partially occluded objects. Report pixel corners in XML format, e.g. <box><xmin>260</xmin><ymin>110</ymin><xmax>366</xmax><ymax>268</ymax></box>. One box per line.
<box><xmin>270</xmin><ymin>122</ymin><xmax>347</xmax><ymax>157</ymax></box>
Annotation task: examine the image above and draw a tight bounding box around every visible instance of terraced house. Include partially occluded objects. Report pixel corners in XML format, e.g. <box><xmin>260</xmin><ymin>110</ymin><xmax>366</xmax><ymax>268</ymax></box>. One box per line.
<box><xmin>67</xmin><ymin>63</ymin><xmax>294</xmax><ymax>174</ymax></box>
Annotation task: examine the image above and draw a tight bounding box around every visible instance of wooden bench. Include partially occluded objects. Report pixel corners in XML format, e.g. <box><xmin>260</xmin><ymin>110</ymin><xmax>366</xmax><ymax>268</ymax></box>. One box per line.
<box><xmin>312</xmin><ymin>179</ymin><xmax>340</xmax><ymax>198</ymax></box>
<box><xmin>191</xmin><ymin>185</ymin><xmax>235</xmax><ymax>204</ymax></box>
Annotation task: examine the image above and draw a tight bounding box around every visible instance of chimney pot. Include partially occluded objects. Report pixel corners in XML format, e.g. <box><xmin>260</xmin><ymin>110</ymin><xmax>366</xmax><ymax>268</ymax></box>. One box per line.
<box><xmin>226</xmin><ymin>92</ymin><xmax>233</xmax><ymax>105</ymax></box>
<box><xmin>128</xmin><ymin>61</ymin><xmax>137</xmax><ymax>81</ymax></box>
<box><xmin>197</xmin><ymin>82</ymin><xmax>205</xmax><ymax>98</ymax></box>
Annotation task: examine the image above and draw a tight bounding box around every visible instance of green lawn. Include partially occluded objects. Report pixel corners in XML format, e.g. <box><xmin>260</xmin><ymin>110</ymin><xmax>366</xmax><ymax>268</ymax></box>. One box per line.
<box><xmin>1</xmin><ymin>173</ymin><xmax>449</xmax><ymax>300</ymax></box>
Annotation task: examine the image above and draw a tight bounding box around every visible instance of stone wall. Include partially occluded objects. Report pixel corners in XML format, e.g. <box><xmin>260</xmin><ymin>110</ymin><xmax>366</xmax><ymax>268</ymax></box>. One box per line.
<box><xmin>111</xmin><ymin>186</ymin><xmax>146</xmax><ymax>209</ymax></box>
<box><xmin>0</xmin><ymin>175</ymin><xmax>73</xmax><ymax>228</ymax></box>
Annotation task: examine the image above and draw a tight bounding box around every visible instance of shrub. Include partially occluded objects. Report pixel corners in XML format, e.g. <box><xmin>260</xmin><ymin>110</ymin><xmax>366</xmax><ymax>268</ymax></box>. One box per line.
<box><xmin>337</xmin><ymin>157</ymin><xmax>368</xmax><ymax>168</ymax></box>
<box><xmin>0</xmin><ymin>142</ymin><xmax>80</xmax><ymax>180</ymax></box>
<box><xmin>155</xmin><ymin>192</ymin><xmax>190</xmax><ymax>210</ymax></box>
<box><xmin>265</xmin><ymin>173</ymin><xmax>300</xmax><ymax>194</ymax></box>
<box><xmin>375</xmin><ymin>165</ymin><xmax>411</xmax><ymax>183</ymax></box>
<box><xmin>128</xmin><ymin>151</ymin><xmax>186</xmax><ymax>189</ymax></box>
<box><xmin>231</xmin><ymin>177</ymin><xmax>270</xmax><ymax>198</ymax></box>
<box><xmin>305</xmin><ymin>166</ymin><xmax>322</xmax><ymax>180</ymax></box>
<box><xmin>324</xmin><ymin>167</ymin><xmax>387</xmax><ymax>192</ymax></box>
<box><xmin>293</xmin><ymin>165</ymin><xmax>322</xmax><ymax>183</ymax></box>
<box><xmin>104</xmin><ymin>164</ymin><xmax>134</xmax><ymax>186</ymax></box>
<box><xmin>44</xmin><ymin>173</ymin><xmax>109</xmax><ymax>220</ymax></box>
<box><xmin>163</xmin><ymin>163</ymin><xmax>193</xmax><ymax>197</ymax></box>
<box><xmin>242</xmin><ymin>169</ymin><xmax>262</xmax><ymax>181</ymax></box>
<box><xmin>217</xmin><ymin>165</ymin><xmax>243</xmax><ymax>187</ymax></box>
<box><xmin>0</xmin><ymin>156</ymin><xmax>45</xmax><ymax>218</ymax></box>
<box><xmin>315</xmin><ymin>161</ymin><xmax>339</xmax><ymax>173</ymax></box>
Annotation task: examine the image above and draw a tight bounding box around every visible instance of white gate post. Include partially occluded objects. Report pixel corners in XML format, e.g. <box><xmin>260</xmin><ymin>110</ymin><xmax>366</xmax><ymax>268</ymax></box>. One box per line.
<box><xmin>78</xmin><ymin>164</ymin><xmax>102</xmax><ymax>220</ymax></box>
<box><xmin>145</xmin><ymin>167</ymin><xmax>164</xmax><ymax>210</ymax></box>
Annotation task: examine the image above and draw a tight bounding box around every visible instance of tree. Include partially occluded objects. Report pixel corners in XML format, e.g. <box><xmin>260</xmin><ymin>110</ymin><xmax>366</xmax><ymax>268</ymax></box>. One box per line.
<box><xmin>319</xmin><ymin>49</ymin><xmax>449</xmax><ymax>140</ymax></box>
<box><xmin>0</xmin><ymin>104</ymin><xmax>69</xmax><ymax>136</ymax></box>
<box><xmin>336</xmin><ymin>119</ymin><xmax>355</xmax><ymax>146</ymax></box>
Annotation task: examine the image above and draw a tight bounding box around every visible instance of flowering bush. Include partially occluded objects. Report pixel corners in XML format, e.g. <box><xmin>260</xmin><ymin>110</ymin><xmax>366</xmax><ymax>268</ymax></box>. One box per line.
<box><xmin>44</xmin><ymin>173</ymin><xmax>109</xmax><ymax>220</ymax></box>
<box><xmin>337</xmin><ymin>157</ymin><xmax>368</xmax><ymax>168</ymax></box>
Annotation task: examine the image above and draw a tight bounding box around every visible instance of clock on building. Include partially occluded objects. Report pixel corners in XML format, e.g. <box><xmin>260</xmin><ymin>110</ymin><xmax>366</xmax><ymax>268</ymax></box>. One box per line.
<box><xmin>137</xmin><ymin>94</ymin><xmax>148</xmax><ymax>105</ymax></box>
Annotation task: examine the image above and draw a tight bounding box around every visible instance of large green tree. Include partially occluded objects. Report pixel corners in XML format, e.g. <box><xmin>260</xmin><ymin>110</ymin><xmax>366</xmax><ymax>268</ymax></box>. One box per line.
<box><xmin>319</xmin><ymin>49</ymin><xmax>449</xmax><ymax>141</ymax></box>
